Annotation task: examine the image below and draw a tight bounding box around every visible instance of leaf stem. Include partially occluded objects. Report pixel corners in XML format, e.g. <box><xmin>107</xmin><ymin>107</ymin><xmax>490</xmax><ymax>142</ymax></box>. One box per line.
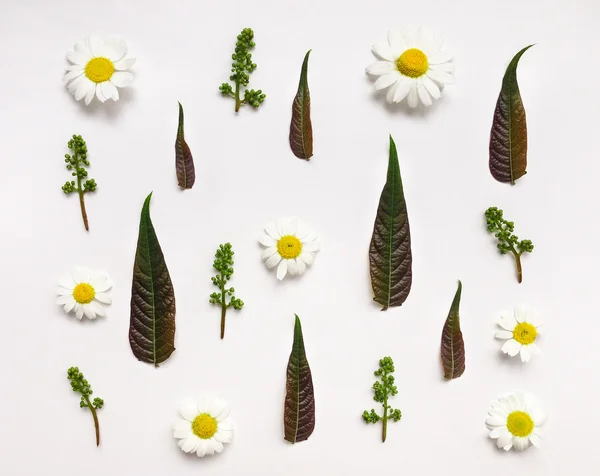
<box><xmin>220</xmin><ymin>270</ymin><xmax>227</xmax><ymax>339</ymax></box>
<box><xmin>234</xmin><ymin>82</ymin><xmax>241</xmax><ymax>112</ymax></box>
<box><xmin>382</xmin><ymin>403</ymin><xmax>388</xmax><ymax>442</ymax></box>
<box><xmin>84</xmin><ymin>396</ymin><xmax>100</xmax><ymax>446</ymax></box>
<box><xmin>78</xmin><ymin>190</ymin><xmax>89</xmax><ymax>231</ymax></box>
<box><xmin>512</xmin><ymin>250</ymin><xmax>523</xmax><ymax>283</ymax></box>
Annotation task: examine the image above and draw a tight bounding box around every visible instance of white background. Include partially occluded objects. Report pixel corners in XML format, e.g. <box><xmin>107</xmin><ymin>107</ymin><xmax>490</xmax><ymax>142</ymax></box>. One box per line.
<box><xmin>0</xmin><ymin>0</ymin><xmax>598</xmax><ymax>474</ymax></box>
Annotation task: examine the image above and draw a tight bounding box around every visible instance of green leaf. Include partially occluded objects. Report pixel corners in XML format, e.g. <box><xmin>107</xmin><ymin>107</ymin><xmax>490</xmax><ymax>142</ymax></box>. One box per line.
<box><xmin>289</xmin><ymin>50</ymin><xmax>313</xmax><ymax>160</ymax></box>
<box><xmin>175</xmin><ymin>102</ymin><xmax>195</xmax><ymax>189</ymax></box>
<box><xmin>489</xmin><ymin>45</ymin><xmax>534</xmax><ymax>184</ymax></box>
<box><xmin>284</xmin><ymin>315</ymin><xmax>315</xmax><ymax>443</ymax></box>
<box><xmin>369</xmin><ymin>135</ymin><xmax>412</xmax><ymax>310</ymax></box>
<box><xmin>440</xmin><ymin>281</ymin><xmax>465</xmax><ymax>380</ymax></box>
<box><xmin>129</xmin><ymin>193</ymin><xmax>176</xmax><ymax>366</ymax></box>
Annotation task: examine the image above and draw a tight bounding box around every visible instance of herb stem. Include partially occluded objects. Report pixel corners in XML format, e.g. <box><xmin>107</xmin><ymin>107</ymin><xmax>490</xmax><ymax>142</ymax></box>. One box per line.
<box><xmin>220</xmin><ymin>270</ymin><xmax>227</xmax><ymax>339</ymax></box>
<box><xmin>234</xmin><ymin>82</ymin><xmax>241</xmax><ymax>112</ymax></box>
<box><xmin>78</xmin><ymin>189</ymin><xmax>89</xmax><ymax>231</ymax></box>
<box><xmin>84</xmin><ymin>395</ymin><xmax>100</xmax><ymax>446</ymax></box>
<box><xmin>513</xmin><ymin>250</ymin><xmax>523</xmax><ymax>284</ymax></box>
<box><xmin>382</xmin><ymin>403</ymin><xmax>388</xmax><ymax>442</ymax></box>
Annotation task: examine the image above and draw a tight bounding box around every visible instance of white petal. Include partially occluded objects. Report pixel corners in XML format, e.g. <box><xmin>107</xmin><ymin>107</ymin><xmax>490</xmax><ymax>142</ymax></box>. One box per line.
<box><xmin>282</xmin><ymin>218</ymin><xmax>297</xmax><ymax>236</ymax></box>
<box><xmin>386</xmin><ymin>81</ymin><xmax>400</xmax><ymax>104</ymax></box>
<box><xmin>86</xmin><ymin>36</ymin><xmax>103</xmax><ymax>57</ymax></box>
<box><xmin>181</xmin><ymin>436</ymin><xmax>198</xmax><ymax>453</ymax></box>
<box><xmin>302</xmin><ymin>240</ymin><xmax>320</xmax><ymax>252</ymax></box>
<box><xmin>495</xmin><ymin>330</ymin><xmax>513</xmax><ymax>340</ymax></box>
<box><xmin>104</xmin><ymin>38</ymin><xmax>127</xmax><ymax>61</ymax></box>
<box><xmin>84</xmin><ymin>84</ymin><xmax>95</xmax><ymax>105</ymax></box>
<box><xmin>520</xmin><ymin>345</ymin><xmax>532</xmax><ymax>362</ymax></box>
<box><xmin>496</xmin><ymin>431</ymin><xmax>513</xmax><ymax>450</ymax></box>
<box><xmin>414</xmin><ymin>27</ymin><xmax>435</xmax><ymax>56</ymax></box>
<box><xmin>192</xmin><ymin>440</ymin><xmax>207</xmax><ymax>457</ymax></box>
<box><xmin>262</xmin><ymin>246</ymin><xmax>278</xmax><ymax>260</ymax></box>
<box><xmin>63</xmin><ymin>68</ymin><xmax>84</xmax><ymax>82</ymax></box>
<box><xmin>114</xmin><ymin>57</ymin><xmax>136</xmax><ymax>71</ymax></box>
<box><xmin>58</xmin><ymin>275</ymin><xmax>76</xmax><ymax>290</ymax></box>
<box><xmin>392</xmin><ymin>78</ymin><xmax>412</xmax><ymax>103</ymax></box>
<box><xmin>299</xmin><ymin>251</ymin><xmax>315</xmax><ymax>265</ymax></box>
<box><xmin>427</xmin><ymin>67</ymin><xmax>454</xmax><ymax>85</ymax></box>
<box><xmin>514</xmin><ymin>305</ymin><xmax>532</xmax><ymax>323</ymax></box>
<box><xmin>388</xmin><ymin>30</ymin><xmax>407</xmax><ymax>56</ymax></box>
<box><xmin>407</xmin><ymin>83</ymin><xmax>418</xmax><ymax>108</ymax></box>
<box><xmin>276</xmin><ymin>260</ymin><xmax>288</xmax><ymax>280</ymax></box>
<box><xmin>83</xmin><ymin>303</ymin><xmax>96</xmax><ymax>320</ymax></box>
<box><xmin>110</xmin><ymin>71</ymin><xmax>134</xmax><ymax>88</ymax></box>
<box><xmin>180</xmin><ymin>400</ymin><xmax>198</xmax><ymax>421</ymax></box>
<box><xmin>265</xmin><ymin>222</ymin><xmax>280</xmax><ymax>240</ymax></box>
<box><xmin>497</xmin><ymin>312</ymin><xmax>518</xmax><ymax>330</ymax></box>
<box><xmin>173</xmin><ymin>419</ymin><xmax>192</xmax><ymax>438</ymax></box>
<box><xmin>64</xmin><ymin>301</ymin><xmax>75</xmax><ymax>313</ymax></box>
<box><xmin>95</xmin><ymin>292</ymin><xmax>112</xmax><ymax>304</ymax></box>
<box><xmin>74</xmin><ymin>80</ymin><xmax>90</xmax><ymax>102</ymax></box>
<box><xmin>265</xmin><ymin>253</ymin><xmax>282</xmax><ymax>269</ymax></box>
<box><xmin>66</xmin><ymin>50</ymin><xmax>91</xmax><ymax>66</ymax></box>
<box><xmin>528</xmin><ymin>342</ymin><xmax>541</xmax><ymax>356</ymax></box>
<box><xmin>203</xmin><ymin>439</ymin><xmax>216</xmax><ymax>456</ymax></box>
<box><xmin>502</xmin><ymin>339</ymin><xmax>521</xmax><ymax>357</ymax></box>
<box><xmin>258</xmin><ymin>234</ymin><xmax>277</xmax><ymax>247</ymax></box>
<box><xmin>74</xmin><ymin>41</ymin><xmax>91</xmax><ymax>56</ymax></box>
<box><xmin>422</xmin><ymin>75</ymin><xmax>441</xmax><ymax>99</ymax></box>
<box><xmin>374</xmin><ymin>72</ymin><xmax>400</xmax><ymax>91</ymax></box>
<box><xmin>287</xmin><ymin>259</ymin><xmax>299</xmax><ymax>276</ymax></box>
<box><xmin>529</xmin><ymin>432</ymin><xmax>542</xmax><ymax>448</ymax></box>
<box><xmin>206</xmin><ymin>397</ymin><xmax>228</xmax><ymax>419</ymax></box>
<box><xmin>416</xmin><ymin>79</ymin><xmax>432</xmax><ymax>106</ymax></box>
<box><xmin>75</xmin><ymin>305</ymin><xmax>84</xmax><ymax>320</ymax></box>
<box><xmin>489</xmin><ymin>427</ymin><xmax>506</xmax><ymax>438</ymax></box>
<box><xmin>56</xmin><ymin>295</ymin><xmax>73</xmax><ymax>305</ymax></box>
<box><xmin>210</xmin><ymin>440</ymin><xmax>224</xmax><ymax>454</ymax></box>
<box><xmin>485</xmin><ymin>415</ymin><xmax>506</xmax><ymax>428</ymax></box>
<box><xmin>214</xmin><ymin>428</ymin><xmax>234</xmax><ymax>444</ymax></box>
<box><xmin>372</xmin><ymin>41</ymin><xmax>396</xmax><ymax>61</ymax></box>
<box><xmin>513</xmin><ymin>436</ymin><xmax>530</xmax><ymax>451</ymax></box>
<box><xmin>366</xmin><ymin>60</ymin><xmax>395</xmax><ymax>76</ymax></box>
<box><xmin>296</xmin><ymin>258</ymin><xmax>306</xmax><ymax>275</ymax></box>
<box><xmin>429</xmin><ymin>50</ymin><xmax>453</xmax><ymax>64</ymax></box>
<box><xmin>275</xmin><ymin>219</ymin><xmax>287</xmax><ymax>237</ymax></box>
<box><xmin>99</xmin><ymin>81</ymin><xmax>118</xmax><ymax>102</ymax></box>
<box><xmin>217</xmin><ymin>417</ymin><xmax>234</xmax><ymax>431</ymax></box>
<box><xmin>90</xmin><ymin>274</ymin><xmax>112</xmax><ymax>293</ymax></box>
<box><xmin>91</xmin><ymin>302</ymin><xmax>106</xmax><ymax>317</ymax></box>
<box><xmin>95</xmin><ymin>83</ymin><xmax>107</xmax><ymax>103</ymax></box>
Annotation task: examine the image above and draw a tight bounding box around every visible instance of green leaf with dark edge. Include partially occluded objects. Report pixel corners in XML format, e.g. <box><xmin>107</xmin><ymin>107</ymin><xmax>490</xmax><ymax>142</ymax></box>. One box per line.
<box><xmin>289</xmin><ymin>50</ymin><xmax>313</xmax><ymax>160</ymax></box>
<box><xmin>369</xmin><ymin>135</ymin><xmax>412</xmax><ymax>310</ymax></box>
<box><xmin>489</xmin><ymin>45</ymin><xmax>534</xmax><ymax>184</ymax></box>
<box><xmin>175</xmin><ymin>102</ymin><xmax>195</xmax><ymax>189</ymax></box>
<box><xmin>129</xmin><ymin>193</ymin><xmax>176</xmax><ymax>366</ymax></box>
<box><xmin>284</xmin><ymin>315</ymin><xmax>315</xmax><ymax>443</ymax></box>
<box><xmin>440</xmin><ymin>281</ymin><xmax>465</xmax><ymax>380</ymax></box>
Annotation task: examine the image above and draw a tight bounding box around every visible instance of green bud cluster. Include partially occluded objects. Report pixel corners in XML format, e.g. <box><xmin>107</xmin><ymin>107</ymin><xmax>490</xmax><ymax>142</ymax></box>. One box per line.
<box><xmin>62</xmin><ymin>135</ymin><xmax>97</xmax><ymax>195</ymax></box>
<box><xmin>210</xmin><ymin>243</ymin><xmax>244</xmax><ymax>338</ymax></box>
<box><xmin>362</xmin><ymin>356</ymin><xmax>403</xmax><ymax>441</ymax></box>
<box><xmin>67</xmin><ymin>366</ymin><xmax>103</xmax><ymax>410</ymax></box>
<box><xmin>219</xmin><ymin>28</ymin><xmax>265</xmax><ymax>110</ymax></box>
<box><xmin>485</xmin><ymin>207</ymin><xmax>534</xmax><ymax>255</ymax></box>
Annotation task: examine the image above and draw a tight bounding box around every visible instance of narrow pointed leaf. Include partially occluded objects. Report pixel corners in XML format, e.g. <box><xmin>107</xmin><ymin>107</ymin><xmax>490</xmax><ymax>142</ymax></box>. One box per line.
<box><xmin>369</xmin><ymin>136</ymin><xmax>412</xmax><ymax>310</ymax></box>
<box><xmin>489</xmin><ymin>45</ymin><xmax>534</xmax><ymax>184</ymax></box>
<box><xmin>440</xmin><ymin>281</ymin><xmax>465</xmax><ymax>380</ymax></box>
<box><xmin>175</xmin><ymin>102</ymin><xmax>195</xmax><ymax>189</ymax></box>
<box><xmin>289</xmin><ymin>50</ymin><xmax>313</xmax><ymax>160</ymax></box>
<box><xmin>129</xmin><ymin>193</ymin><xmax>176</xmax><ymax>366</ymax></box>
<box><xmin>284</xmin><ymin>315</ymin><xmax>315</xmax><ymax>443</ymax></box>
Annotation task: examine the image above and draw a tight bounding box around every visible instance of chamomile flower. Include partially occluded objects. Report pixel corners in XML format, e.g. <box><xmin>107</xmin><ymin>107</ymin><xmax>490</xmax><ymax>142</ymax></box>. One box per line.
<box><xmin>486</xmin><ymin>391</ymin><xmax>546</xmax><ymax>451</ymax></box>
<box><xmin>173</xmin><ymin>394</ymin><xmax>234</xmax><ymax>457</ymax></box>
<box><xmin>495</xmin><ymin>306</ymin><xmax>542</xmax><ymax>362</ymax></box>
<box><xmin>64</xmin><ymin>36</ymin><xmax>135</xmax><ymax>105</ymax></box>
<box><xmin>258</xmin><ymin>218</ymin><xmax>319</xmax><ymax>280</ymax></box>
<box><xmin>56</xmin><ymin>267</ymin><xmax>112</xmax><ymax>320</ymax></box>
<box><xmin>366</xmin><ymin>27</ymin><xmax>453</xmax><ymax>107</ymax></box>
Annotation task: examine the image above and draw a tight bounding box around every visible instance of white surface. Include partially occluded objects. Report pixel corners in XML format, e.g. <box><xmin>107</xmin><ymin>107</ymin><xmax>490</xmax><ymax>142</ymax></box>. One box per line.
<box><xmin>0</xmin><ymin>0</ymin><xmax>599</xmax><ymax>474</ymax></box>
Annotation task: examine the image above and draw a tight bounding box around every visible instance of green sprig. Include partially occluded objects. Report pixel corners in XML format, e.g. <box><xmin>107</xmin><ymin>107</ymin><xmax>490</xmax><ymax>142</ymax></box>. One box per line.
<box><xmin>62</xmin><ymin>134</ymin><xmax>96</xmax><ymax>231</ymax></box>
<box><xmin>67</xmin><ymin>366</ymin><xmax>103</xmax><ymax>447</ymax></box>
<box><xmin>219</xmin><ymin>28</ymin><xmax>265</xmax><ymax>112</ymax></box>
<box><xmin>485</xmin><ymin>207</ymin><xmax>534</xmax><ymax>284</ymax></box>
<box><xmin>362</xmin><ymin>356</ymin><xmax>402</xmax><ymax>442</ymax></box>
<box><xmin>209</xmin><ymin>243</ymin><xmax>244</xmax><ymax>339</ymax></box>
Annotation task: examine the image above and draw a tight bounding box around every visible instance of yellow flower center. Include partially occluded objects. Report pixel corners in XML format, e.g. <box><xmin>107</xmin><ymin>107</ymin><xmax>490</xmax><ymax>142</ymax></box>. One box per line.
<box><xmin>277</xmin><ymin>235</ymin><xmax>303</xmax><ymax>260</ymax></box>
<box><xmin>396</xmin><ymin>48</ymin><xmax>429</xmax><ymax>78</ymax></box>
<box><xmin>85</xmin><ymin>57</ymin><xmax>115</xmax><ymax>83</ymax></box>
<box><xmin>513</xmin><ymin>322</ymin><xmax>537</xmax><ymax>345</ymax></box>
<box><xmin>192</xmin><ymin>413</ymin><xmax>218</xmax><ymax>439</ymax></box>
<box><xmin>506</xmin><ymin>411</ymin><xmax>534</xmax><ymax>437</ymax></box>
<box><xmin>72</xmin><ymin>283</ymin><xmax>95</xmax><ymax>304</ymax></box>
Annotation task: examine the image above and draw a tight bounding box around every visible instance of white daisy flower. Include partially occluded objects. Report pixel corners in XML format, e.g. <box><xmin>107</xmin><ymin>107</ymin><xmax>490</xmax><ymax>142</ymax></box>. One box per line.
<box><xmin>173</xmin><ymin>394</ymin><xmax>234</xmax><ymax>457</ymax></box>
<box><xmin>495</xmin><ymin>305</ymin><xmax>542</xmax><ymax>362</ymax></box>
<box><xmin>64</xmin><ymin>36</ymin><xmax>135</xmax><ymax>105</ymax></box>
<box><xmin>56</xmin><ymin>267</ymin><xmax>112</xmax><ymax>320</ymax></box>
<box><xmin>486</xmin><ymin>391</ymin><xmax>546</xmax><ymax>451</ymax></box>
<box><xmin>366</xmin><ymin>27</ymin><xmax>453</xmax><ymax>107</ymax></box>
<box><xmin>258</xmin><ymin>218</ymin><xmax>319</xmax><ymax>280</ymax></box>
